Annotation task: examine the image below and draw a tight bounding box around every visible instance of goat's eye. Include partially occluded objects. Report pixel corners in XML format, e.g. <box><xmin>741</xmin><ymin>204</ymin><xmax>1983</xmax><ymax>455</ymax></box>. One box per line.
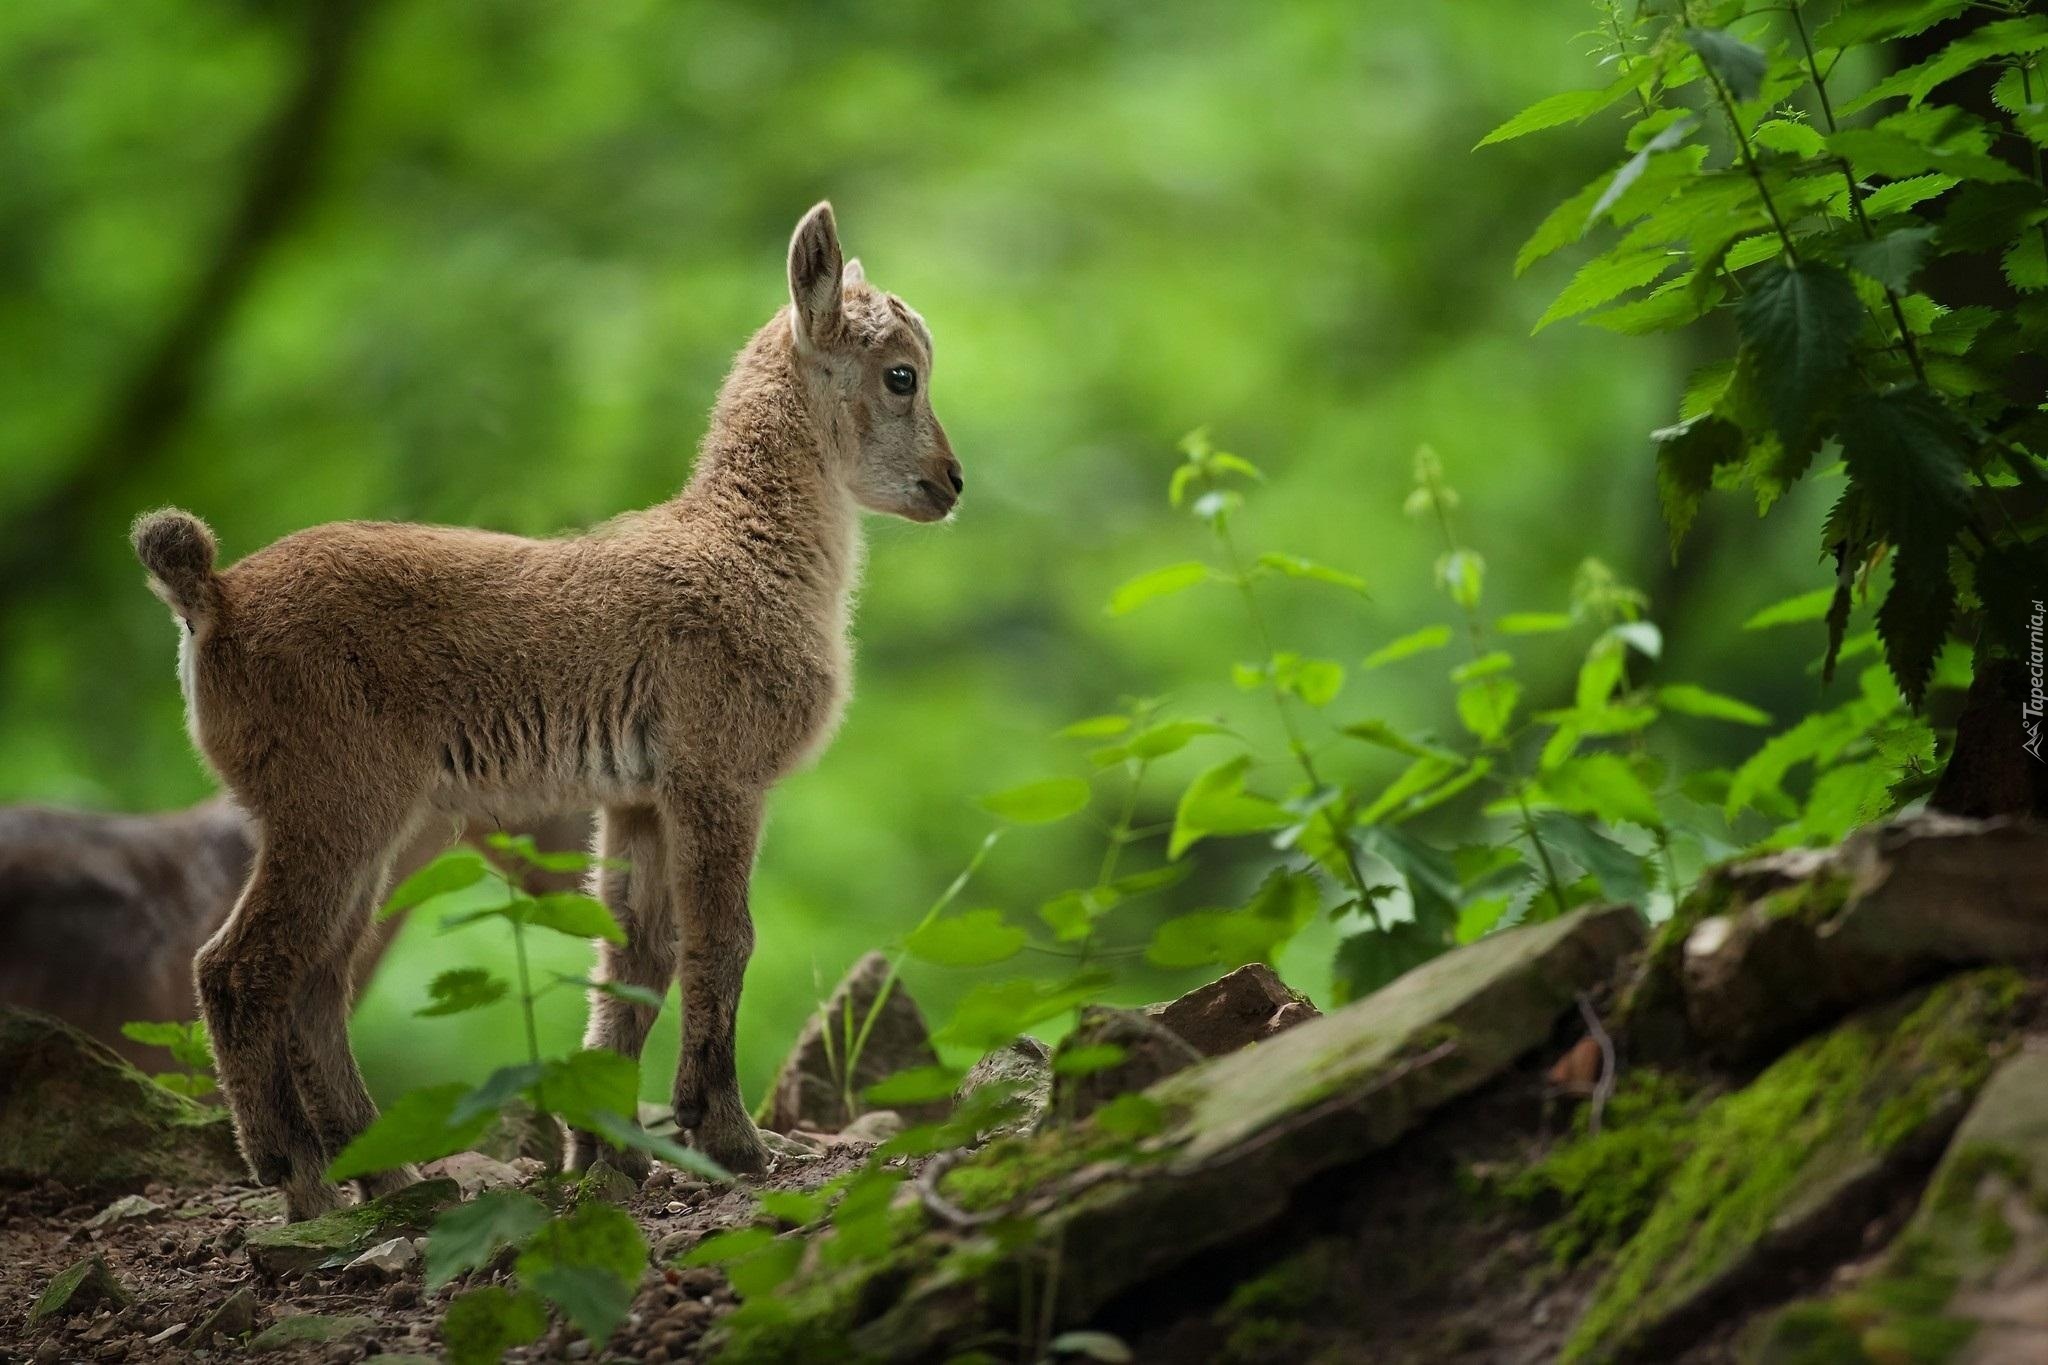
<box><xmin>883</xmin><ymin>365</ymin><xmax>917</xmax><ymax>396</ymax></box>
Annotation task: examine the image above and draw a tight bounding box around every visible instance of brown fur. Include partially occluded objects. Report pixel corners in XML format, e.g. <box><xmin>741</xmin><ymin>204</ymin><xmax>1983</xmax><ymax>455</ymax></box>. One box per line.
<box><xmin>130</xmin><ymin>204</ymin><xmax>961</xmax><ymax>1219</ymax></box>
<box><xmin>0</xmin><ymin>797</ymin><xmax>589</xmax><ymax>1068</ymax></box>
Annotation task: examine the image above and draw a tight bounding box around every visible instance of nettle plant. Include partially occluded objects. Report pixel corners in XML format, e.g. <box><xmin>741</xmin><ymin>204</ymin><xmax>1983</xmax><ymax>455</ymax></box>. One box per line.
<box><xmin>120</xmin><ymin>1018</ymin><xmax>216</xmax><ymax>1099</ymax></box>
<box><xmin>330</xmin><ymin>835</ymin><xmax>729</xmax><ymax>1365</ymax></box>
<box><xmin>1484</xmin><ymin>0</ymin><xmax>2048</xmax><ymax>715</ymax></box>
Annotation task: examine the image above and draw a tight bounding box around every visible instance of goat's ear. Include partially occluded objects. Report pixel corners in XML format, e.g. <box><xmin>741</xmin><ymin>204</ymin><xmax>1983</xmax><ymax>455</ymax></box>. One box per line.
<box><xmin>842</xmin><ymin>257</ymin><xmax>866</xmax><ymax>288</ymax></box>
<box><xmin>788</xmin><ymin>202</ymin><xmax>844</xmax><ymax>350</ymax></box>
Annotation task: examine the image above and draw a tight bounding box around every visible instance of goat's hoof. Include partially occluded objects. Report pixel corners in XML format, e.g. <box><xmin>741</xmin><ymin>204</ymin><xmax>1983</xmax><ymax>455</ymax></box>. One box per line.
<box><xmin>697</xmin><ymin>1120</ymin><xmax>772</xmax><ymax>1177</ymax></box>
<box><xmin>355</xmin><ymin>1164</ymin><xmax>423</xmax><ymax>1201</ymax></box>
<box><xmin>282</xmin><ymin>1179</ymin><xmax>348</xmax><ymax>1223</ymax></box>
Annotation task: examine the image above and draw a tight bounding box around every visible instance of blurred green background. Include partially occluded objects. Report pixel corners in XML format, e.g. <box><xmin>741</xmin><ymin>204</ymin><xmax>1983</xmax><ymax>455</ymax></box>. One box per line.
<box><xmin>0</xmin><ymin>0</ymin><xmax>1840</xmax><ymax>1103</ymax></box>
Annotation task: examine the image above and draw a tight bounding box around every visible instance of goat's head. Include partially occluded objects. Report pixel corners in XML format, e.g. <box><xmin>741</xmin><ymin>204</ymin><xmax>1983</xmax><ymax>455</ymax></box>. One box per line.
<box><xmin>786</xmin><ymin>202</ymin><xmax>962</xmax><ymax>522</ymax></box>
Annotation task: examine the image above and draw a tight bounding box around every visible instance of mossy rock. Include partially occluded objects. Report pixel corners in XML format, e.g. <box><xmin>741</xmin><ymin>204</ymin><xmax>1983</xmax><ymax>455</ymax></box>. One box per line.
<box><xmin>245</xmin><ymin>1177</ymin><xmax>458</xmax><ymax>1276</ymax></box>
<box><xmin>30</xmin><ymin>1253</ymin><xmax>130</xmax><ymax>1323</ymax></box>
<box><xmin>713</xmin><ymin>905</ymin><xmax>1645</xmax><ymax>1363</ymax></box>
<box><xmin>1564</xmin><ymin>969</ymin><xmax>2024</xmax><ymax>1364</ymax></box>
<box><xmin>0</xmin><ymin>1008</ymin><xmax>243</xmax><ymax>1194</ymax></box>
<box><xmin>1746</xmin><ymin>1045</ymin><xmax>2048</xmax><ymax>1364</ymax></box>
<box><xmin>247</xmin><ymin>1313</ymin><xmax>377</xmax><ymax>1351</ymax></box>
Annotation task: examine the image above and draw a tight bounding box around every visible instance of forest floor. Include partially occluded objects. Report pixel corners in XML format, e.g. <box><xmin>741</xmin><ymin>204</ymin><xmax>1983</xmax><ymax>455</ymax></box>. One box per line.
<box><xmin>0</xmin><ymin>1143</ymin><xmax>881</xmax><ymax>1364</ymax></box>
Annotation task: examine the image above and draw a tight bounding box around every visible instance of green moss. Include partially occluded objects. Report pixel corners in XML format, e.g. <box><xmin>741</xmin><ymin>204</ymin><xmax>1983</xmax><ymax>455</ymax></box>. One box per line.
<box><xmin>1506</xmin><ymin>1071</ymin><xmax>1699</xmax><ymax>1265</ymax></box>
<box><xmin>1564</xmin><ymin>971</ymin><xmax>2019</xmax><ymax>1364</ymax></box>
<box><xmin>244</xmin><ymin>1177</ymin><xmax>458</xmax><ymax>1272</ymax></box>
<box><xmin>1216</xmin><ymin>1240</ymin><xmax>1340</xmax><ymax>1365</ymax></box>
<box><xmin>1753</xmin><ymin>871</ymin><xmax>1854</xmax><ymax>926</ymax></box>
<box><xmin>937</xmin><ymin>1104</ymin><xmax>1176</xmax><ymax>1216</ymax></box>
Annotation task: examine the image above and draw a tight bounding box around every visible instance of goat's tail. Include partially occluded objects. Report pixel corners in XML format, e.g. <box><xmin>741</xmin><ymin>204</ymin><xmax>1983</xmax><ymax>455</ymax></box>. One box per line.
<box><xmin>131</xmin><ymin>508</ymin><xmax>220</xmax><ymax>629</ymax></box>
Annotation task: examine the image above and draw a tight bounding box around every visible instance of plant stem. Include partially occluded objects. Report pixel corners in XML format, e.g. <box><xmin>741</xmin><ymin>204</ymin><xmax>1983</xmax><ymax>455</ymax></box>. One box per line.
<box><xmin>840</xmin><ymin>829</ymin><xmax>1003</xmax><ymax>1118</ymax></box>
<box><xmin>1789</xmin><ymin>2</ymin><xmax>1929</xmax><ymax>385</ymax></box>
<box><xmin>1077</xmin><ymin>757</ymin><xmax>1150</xmax><ymax>972</ymax></box>
<box><xmin>1206</xmin><ymin>491</ymin><xmax>1381</xmax><ymax>926</ymax></box>
<box><xmin>509</xmin><ymin>897</ymin><xmax>546</xmax><ymax>1114</ymax></box>
<box><xmin>1700</xmin><ymin>65</ymin><xmax>1802</xmax><ymax>264</ymax></box>
<box><xmin>1417</xmin><ymin>458</ymin><xmax>1572</xmax><ymax>913</ymax></box>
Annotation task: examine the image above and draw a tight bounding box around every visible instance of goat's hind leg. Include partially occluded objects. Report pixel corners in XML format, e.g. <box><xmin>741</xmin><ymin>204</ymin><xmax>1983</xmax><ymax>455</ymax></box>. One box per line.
<box><xmin>670</xmin><ymin>787</ymin><xmax>771</xmax><ymax>1176</ymax></box>
<box><xmin>289</xmin><ymin>854</ymin><xmax>418</xmax><ymax>1200</ymax></box>
<box><xmin>565</xmin><ymin>805</ymin><xmax>676</xmax><ymax>1181</ymax></box>
<box><xmin>197</xmin><ymin>828</ymin><xmax>358</xmax><ymax>1222</ymax></box>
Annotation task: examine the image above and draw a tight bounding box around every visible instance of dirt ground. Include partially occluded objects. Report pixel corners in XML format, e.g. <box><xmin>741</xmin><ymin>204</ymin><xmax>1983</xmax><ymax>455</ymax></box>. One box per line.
<box><xmin>0</xmin><ymin>1144</ymin><xmax>881</xmax><ymax>1365</ymax></box>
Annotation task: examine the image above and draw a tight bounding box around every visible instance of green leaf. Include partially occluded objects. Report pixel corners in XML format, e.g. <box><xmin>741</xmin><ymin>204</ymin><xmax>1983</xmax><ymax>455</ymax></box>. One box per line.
<box><xmin>1331</xmin><ymin>922</ymin><xmax>1443</xmax><ymax>1004</ymax></box>
<box><xmin>536</xmin><ymin>1050</ymin><xmax>640</xmax><ymax>1134</ymax></box>
<box><xmin>1656</xmin><ymin>684</ymin><xmax>1771</xmax><ymax>725</ymax></box>
<box><xmin>1683</xmin><ymin>28</ymin><xmax>1767</xmax><ymax>103</ymax></box>
<box><xmin>1449</xmin><ymin>651</ymin><xmax>1514</xmax><ymax>683</ymax></box>
<box><xmin>1736</xmin><ymin>264</ymin><xmax>1867</xmax><ymax>445</ymax></box>
<box><xmin>933</xmin><ymin>975</ymin><xmax>1111</xmax><ymax>1051</ymax></box>
<box><xmin>903</xmin><ymin>909</ymin><xmax>1027</xmax><ymax>968</ymax></box>
<box><xmin>1107</xmin><ymin>561</ymin><xmax>1210</xmax><ymax>616</ymax></box>
<box><xmin>1841</xmin><ymin>15</ymin><xmax>2048</xmax><ymax>116</ymax></box>
<box><xmin>520</xmin><ymin>893</ymin><xmax>627</xmax><ymax>944</ymax></box>
<box><xmin>326</xmin><ymin>1083</ymin><xmax>494</xmax><ymax>1181</ymax></box>
<box><xmin>573</xmin><ymin>977</ymin><xmax>667</xmax><ymax>1011</ymax></box>
<box><xmin>1475</xmin><ymin>80</ymin><xmax>1635</xmax><ymax>149</ymax></box>
<box><xmin>1146</xmin><ymin>869</ymin><xmax>1317</xmax><ymax>970</ymax></box>
<box><xmin>417</xmin><ymin>968</ymin><xmax>510</xmax><ymax>1018</ymax></box>
<box><xmin>450</xmin><ymin>1063</ymin><xmax>546</xmax><ymax>1126</ymax></box>
<box><xmin>1529</xmin><ymin>810</ymin><xmax>1650</xmax><ymax>906</ymax></box>
<box><xmin>1090</xmin><ymin>719</ymin><xmax>1230</xmax><ymax>766</ymax></box>
<box><xmin>585</xmin><ymin>1110</ymin><xmax>734</xmax><ymax>1182</ymax></box>
<box><xmin>683</xmin><ymin>1225</ymin><xmax>778</xmax><ymax>1267</ymax></box>
<box><xmin>979</xmin><ymin>777</ymin><xmax>1091</xmax><ymax>825</ymax></box>
<box><xmin>1495</xmin><ymin>612</ymin><xmax>1575</xmax><ymax>635</ymax></box>
<box><xmin>516</xmin><ymin>1203</ymin><xmax>647</xmax><ymax>1344</ymax></box>
<box><xmin>1281</xmin><ymin>657</ymin><xmax>1346</xmax><ymax>708</ymax></box>
<box><xmin>756</xmin><ymin>1188</ymin><xmax>830</xmax><ymax>1227</ymax></box>
<box><xmin>1744</xmin><ymin>587</ymin><xmax>1836</xmax><ymax>629</ymax></box>
<box><xmin>1058</xmin><ymin>714</ymin><xmax>1131</xmax><ymax>740</ymax></box>
<box><xmin>1341</xmin><ymin>720</ymin><xmax>1463</xmax><ymax>763</ymax></box>
<box><xmin>1535</xmin><ymin>250</ymin><xmax>1678</xmax><ymax>333</ymax></box>
<box><xmin>1092</xmin><ymin>1094</ymin><xmax>1168</xmax><ymax>1140</ymax></box>
<box><xmin>1356</xmin><ymin>754</ymin><xmax>1461</xmax><ymax>825</ymax></box>
<box><xmin>443</xmin><ymin>1287</ymin><xmax>547</xmax><ymax>1365</ymax></box>
<box><xmin>1826</xmin><ymin>130</ymin><xmax>2020</xmax><ymax>189</ymax></box>
<box><xmin>1586</xmin><ymin>115</ymin><xmax>1699</xmax><ymax>226</ymax></box>
<box><xmin>1455</xmin><ymin>679</ymin><xmax>1522</xmax><ymax>745</ymax></box>
<box><xmin>119</xmin><ymin>1020</ymin><xmax>190</xmax><ymax>1048</ymax></box>
<box><xmin>427</xmin><ymin>1191</ymin><xmax>551</xmax><ymax>1289</ymax></box>
<box><xmin>1653</xmin><ymin>415</ymin><xmax>1744</xmax><ymax>553</ymax></box>
<box><xmin>1817</xmin><ymin>0</ymin><xmax>1968</xmax><ymax>48</ymax></box>
<box><xmin>1168</xmin><ymin>755</ymin><xmax>1289</xmax><ymax>859</ymax></box>
<box><xmin>863</xmin><ymin>1064</ymin><xmax>965</xmax><ymax>1107</ymax></box>
<box><xmin>1256</xmin><ymin>552</ymin><xmax>1368</xmax><ymax>596</ymax></box>
<box><xmin>384</xmin><ymin>851</ymin><xmax>495</xmax><ymax>918</ymax></box>
<box><xmin>1541</xmin><ymin>753</ymin><xmax>1663</xmax><ymax>830</ymax></box>
<box><xmin>485</xmin><ymin>831</ymin><xmax>601</xmax><ymax>874</ymax></box>
<box><xmin>1052</xmin><ymin>1044</ymin><xmax>1128</xmax><ymax>1078</ymax></box>
<box><xmin>1364</xmin><ymin>624</ymin><xmax>1453</xmax><ymax>669</ymax></box>
<box><xmin>1435</xmin><ymin>550</ymin><xmax>1486</xmax><ymax>610</ymax></box>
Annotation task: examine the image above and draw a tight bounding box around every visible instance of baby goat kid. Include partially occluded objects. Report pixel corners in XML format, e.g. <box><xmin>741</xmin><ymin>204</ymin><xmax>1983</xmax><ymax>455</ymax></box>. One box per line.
<box><xmin>132</xmin><ymin>204</ymin><xmax>961</xmax><ymax>1220</ymax></box>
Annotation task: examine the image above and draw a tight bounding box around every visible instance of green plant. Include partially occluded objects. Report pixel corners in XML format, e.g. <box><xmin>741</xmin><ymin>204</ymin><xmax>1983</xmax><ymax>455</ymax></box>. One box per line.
<box><xmin>1484</xmin><ymin>0</ymin><xmax>2048</xmax><ymax>763</ymax></box>
<box><xmin>119</xmin><ymin>1018</ymin><xmax>216</xmax><ymax>1100</ymax></box>
<box><xmin>324</xmin><ymin>834</ymin><xmax>729</xmax><ymax>1363</ymax></box>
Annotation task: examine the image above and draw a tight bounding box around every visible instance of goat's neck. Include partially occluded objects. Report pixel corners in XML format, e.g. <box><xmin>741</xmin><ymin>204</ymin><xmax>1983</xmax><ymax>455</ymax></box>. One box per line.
<box><xmin>678</xmin><ymin>333</ymin><xmax>862</xmax><ymax>614</ymax></box>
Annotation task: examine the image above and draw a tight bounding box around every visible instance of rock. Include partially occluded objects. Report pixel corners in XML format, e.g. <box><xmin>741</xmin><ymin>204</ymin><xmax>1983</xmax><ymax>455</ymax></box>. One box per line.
<box><xmin>189</xmin><ymin>1286</ymin><xmax>259</xmax><ymax>1344</ymax></box>
<box><xmin>246</xmin><ymin>1314</ymin><xmax>376</xmax><ymax>1352</ymax></box>
<box><xmin>1049</xmin><ymin>967</ymin><xmax>1320</xmax><ymax>1121</ymax></box>
<box><xmin>30</xmin><ymin>1254</ymin><xmax>131</xmax><ymax>1323</ymax></box>
<box><xmin>476</xmin><ymin>1096</ymin><xmax>563</xmax><ymax>1167</ymax></box>
<box><xmin>1564</xmin><ymin>969</ymin><xmax>2022</xmax><ymax>1364</ymax></box>
<box><xmin>1050</xmin><ymin>1008</ymin><xmax>1203</xmax><ymax>1121</ymax></box>
<box><xmin>759</xmin><ymin>952</ymin><xmax>948</xmax><ymax>1134</ymax></box>
<box><xmin>838</xmin><ymin>1109</ymin><xmax>904</xmax><ymax>1144</ymax></box>
<box><xmin>709</xmin><ymin>905</ymin><xmax>1645</xmax><ymax>1362</ymax></box>
<box><xmin>1748</xmin><ymin>1041</ymin><xmax>2048</xmax><ymax>1364</ymax></box>
<box><xmin>84</xmin><ymin>1194</ymin><xmax>165</xmax><ymax>1230</ymax></box>
<box><xmin>422</xmin><ymin>1151</ymin><xmax>526</xmax><ymax>1198</ymax></box>
<box><xmin>0</xmin><ymin>1009</ymin><xmax>243</xmax><ymax>1194</ymax></box>
<box><xmin>244</xmin><ymin>1177</ymin><xmax>458</xmax><ymax>1276</ymax></box>
<box><xmin>346</xmin><ymin>1235</ymin><xmax>419</xmax><ymax>1278</ymax></box>
<box><xmin>1627</xmin><ymin>813</ymin><xmax>2048</xmax><ymax>1061</ymax></box>
<box><xmin>575</xmin><ymin>1159</ymin><xmax>639</xmax><ymax>1206</ymax></box>
<box><xmin>1150</xmin><ymin>963</ymin><xmax>1320</xmax><ymax>1057</ymax></box>
<box><xmin>954</xmin><ymin>1036</ymin><xmax>1053</xmax><ymax>1138</ymax></box>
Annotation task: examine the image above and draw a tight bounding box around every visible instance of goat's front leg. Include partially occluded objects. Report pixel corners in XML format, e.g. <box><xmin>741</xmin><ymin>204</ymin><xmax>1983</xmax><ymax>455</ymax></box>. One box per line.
<box><xmin>565</xmin><ymin>805</ymin><xmax>674</xmax><ymax>1181</ymax></box>
<box><xmin>668</xmin><ymin>787</ymin><xmax>771</xmax><ymax>1175</ymax></box>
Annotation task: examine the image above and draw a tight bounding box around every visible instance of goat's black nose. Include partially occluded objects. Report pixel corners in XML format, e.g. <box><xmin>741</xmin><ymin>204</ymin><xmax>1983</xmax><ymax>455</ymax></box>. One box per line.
<box><xmin>946</xmin><ymin>461</ymin><xmax>964</xmax><ymax>495</ymax></box>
